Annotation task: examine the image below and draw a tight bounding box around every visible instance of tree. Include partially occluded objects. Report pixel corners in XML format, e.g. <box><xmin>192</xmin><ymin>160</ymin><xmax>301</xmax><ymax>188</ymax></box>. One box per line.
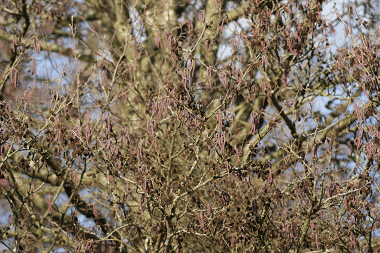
<box><xmin>1</xmin><ymin>0</ymin><xmax>380</xmax><ymax>252</ymax></box>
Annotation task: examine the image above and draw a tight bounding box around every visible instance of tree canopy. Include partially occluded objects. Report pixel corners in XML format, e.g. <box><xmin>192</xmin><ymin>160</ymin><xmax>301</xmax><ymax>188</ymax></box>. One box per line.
<box><xmin>1</xmin><ymin>0</ymin><xmax>380</xmax><ymax>252</ymax></box>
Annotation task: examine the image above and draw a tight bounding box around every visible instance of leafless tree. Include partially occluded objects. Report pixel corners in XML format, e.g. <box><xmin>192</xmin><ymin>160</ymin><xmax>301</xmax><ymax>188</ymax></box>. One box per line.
<box><xmin>1</xmin><ymin>0</ymin><xmax>380</xmax><ymax>252</ymax></box>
